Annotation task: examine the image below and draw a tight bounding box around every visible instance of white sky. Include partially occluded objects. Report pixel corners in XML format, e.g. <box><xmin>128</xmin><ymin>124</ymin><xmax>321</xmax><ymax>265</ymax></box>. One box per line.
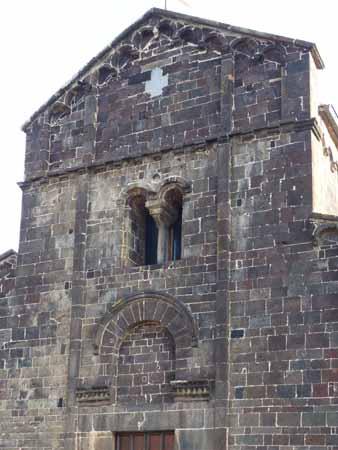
<box><xmin>0</xmin><ymin>0</ymin><xmax>337</xmax><ymax>255</ymax></box>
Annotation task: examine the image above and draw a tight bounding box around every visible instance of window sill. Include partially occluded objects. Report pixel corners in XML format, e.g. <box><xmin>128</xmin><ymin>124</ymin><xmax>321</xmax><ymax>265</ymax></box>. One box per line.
<box><xmin>124</xmin><ymin>258</ymin><xmax>188</xmax><ymax>272</ymax></box>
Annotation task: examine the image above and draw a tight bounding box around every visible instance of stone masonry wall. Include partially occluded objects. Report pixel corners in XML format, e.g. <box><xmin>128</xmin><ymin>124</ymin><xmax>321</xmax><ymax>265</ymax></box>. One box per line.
<box><xmin>0</xmin><ymin>251</ymin><xmax>16</xmax><ymax>300</ymax></box>
<box><xmin>23</xmin><ymin>11</ymin><xmax>311</xmax><ymax>182</ymax></box>
<box><xmin>2</xmin><ymin>8</ymin><xmax>338</xmax><ymax>450</ymax></box>
<box><xmin>116</xmin><ymin>323</ymin><xmax>175</xmax><ymax>405</ymax></box>
<box><xmin>228</xmin><ymin>127</ymin><xmax>338</xmax><ymax>449</ymax></box>
<box><xmin>0</xmin><ymin>178</ymin><xmax>77</xmax><ymax>450</ymax></box>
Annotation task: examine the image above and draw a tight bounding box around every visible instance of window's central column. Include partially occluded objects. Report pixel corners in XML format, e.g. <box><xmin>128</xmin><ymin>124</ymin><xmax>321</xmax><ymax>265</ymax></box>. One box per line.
<box><xmin>146</xmin><ymin>199</ymin><xmax>177</xmax><ymax>264</ymax></box>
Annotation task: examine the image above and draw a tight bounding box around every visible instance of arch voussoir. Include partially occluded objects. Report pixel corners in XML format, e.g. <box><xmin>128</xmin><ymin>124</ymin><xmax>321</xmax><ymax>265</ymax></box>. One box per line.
<box><xmin>161</xmin><ymin>306</ymin><xmax>178</xmax><ymax>327</ymax></box>
<box><xmin>168</xmin><ymin>317</ymin><xmax>191</xmax><ymax>346</ymax></box>
<box><xmin>175</xmin><ymin>332</ymin><xmax>193</xmax><ymax>349</ymax></box>
<box><xmin>130</xmin><ymin>302</ymin><xmax>142</xmax><ymax>323</ymax></box>
<box><xmin>101</xmin><ymin>330</ymin><xmax>118</xmax><ymax>347</ymax></box>
<box><xmin>114</xmin><ymin>314</ymin><xmax>128</xmax><ymax>334</ymax></box>
<box><xmin>153</xmin><ymin>301</ymin><xmax>168</xmax><ymax>322</ymax></box>
<box><xmin>122</xmin><ymin>305</ymin><xmax>135</xmax><ymax>327</ymax></box>
<box><xmin>106</xmin><ymin>319</ymin><xmax>124</xmax><ymax>336</ymax></box>
<box><xmin>144</xmin><ymin>298</ymin><xmax>158</xmax><ymax>321</ymax></box>
<box><xmin>94</xmin><ymin>291</ymin><xmax>198</xmax><ymax>356</ymax></box>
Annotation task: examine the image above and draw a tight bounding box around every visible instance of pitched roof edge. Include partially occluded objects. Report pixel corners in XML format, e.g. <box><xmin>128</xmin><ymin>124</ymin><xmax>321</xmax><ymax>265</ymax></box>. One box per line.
<box><xmin>22</xmin><ymin>8</ymin><xmax>159</xmax><ymax>132</ymax></box>
<box><xmin>0</xmin><ymin>249</ymin><xmax>17</xmax><ymax>263</ymax></box>
<box><xmin>319</xmin><ymin>104</ymin><xmax>338</xmax><ymax>150</ymax></box>
<box><xmin>21</xmin><ymin>7</ymin><xmax>324</xmax><ymax>132</ymax></box>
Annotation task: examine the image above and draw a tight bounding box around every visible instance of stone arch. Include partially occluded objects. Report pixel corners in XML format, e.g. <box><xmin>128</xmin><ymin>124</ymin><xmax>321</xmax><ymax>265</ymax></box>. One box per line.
<box><xmin>177</xmin><ymin>26</ymin><xmax>202</xmax><ymax>45</ymax></box>
<box><xmin>49</xmin><ymin>101</ymin><xmax>70</xmax><ymax>124</ymax></box>
<box><xmin>93</xmin><ymin>292</ymin><xmax>198</xmax><ymax>404</ymax></box>
<box><xmin>121</xmin><ymin>183</ymin><xmax>156</xmax><ymax>205</ymax></box>
<box><xmin>204</xmin><ymin>31</ymin><xmax>228</xmax><ymax>53</ymax></box>
<box><xmin>116</xmin><ymin>45</ymin><xmax>139</xmax><ymax>70</ymax></box>
<box><xmin>60</xmin><ymin>81</ymin><xmax>92</xmax><ymax>115</ymax></box>
<box><xmin>94</xmin><ymin>291</ymin><xmax>198</xmax><ymax>356</ymax></box>
<box><xmin>121</xmin><ymin>185</ymin><xmax>155</xmax><ymax>266</ymax></box>
<box><xmin>157</xmin><ymin>176</ymin><xmax>191</xmax><ymax>200</ymax></box>
<box><xmin>121</xmin><ymin>179</ymin><xmax>190</xmax><ymax>266</ymax></box>
<box><xmin>97</xmin><ymin>64</ymin><xmax>118</xmax><ymax>85</ymax></box>
<box><xmin>231</xmin><ymin>37</ymin><xmax>258</xmax><ymax>56</ymax></box>
<box><xmin>133</xmin><ymin>26</ymin><xmax>156</xmax><ymax>49</ymax></box>
<box><xmin>263</xmin><ymin>44</ymin><xmax>286</xmax><ymax>66</ymax></box>
<box><xmin>158</xmin><ymin>20</ymin><xmax>175</xmax><ymax>38</ymax></box>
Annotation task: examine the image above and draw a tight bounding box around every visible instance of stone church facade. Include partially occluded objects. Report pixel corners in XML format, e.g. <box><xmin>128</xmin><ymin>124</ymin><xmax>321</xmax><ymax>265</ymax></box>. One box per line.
<box><xmin>1</xmin><ymin>7</ymin><xmax>338</xmax><ymax>450</ymax></box>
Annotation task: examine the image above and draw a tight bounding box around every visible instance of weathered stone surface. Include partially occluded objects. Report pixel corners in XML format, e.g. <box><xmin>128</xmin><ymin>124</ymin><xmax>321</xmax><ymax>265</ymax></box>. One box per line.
<box><xmin>1</xmin><ymin>7</ymin><xmax>338</xmax><ymax>450</ymax></box>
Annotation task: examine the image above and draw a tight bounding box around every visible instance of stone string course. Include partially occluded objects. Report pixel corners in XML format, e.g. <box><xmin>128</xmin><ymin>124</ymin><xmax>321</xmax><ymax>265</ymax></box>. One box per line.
<box><xmin>1</xmin><ymin>7</ymin><xmax>338</xmax><ymax>450</ymax></box>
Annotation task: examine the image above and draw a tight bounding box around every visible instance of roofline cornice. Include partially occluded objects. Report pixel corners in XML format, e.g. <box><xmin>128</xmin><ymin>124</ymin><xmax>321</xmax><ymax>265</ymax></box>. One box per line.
<box><xmin>21</xmin><ymin>7</ymin><xmax>324</xmax><ymax>132</ymax></box>
<box><xmin>0</xmin><ymin>249</ymin><xmax>17</xmax><ymax>263</ymax></box>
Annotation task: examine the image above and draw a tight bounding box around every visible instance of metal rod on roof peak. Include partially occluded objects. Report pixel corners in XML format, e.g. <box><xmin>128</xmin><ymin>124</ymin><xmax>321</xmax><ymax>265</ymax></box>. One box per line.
<box><xmin>178</xmin><ymin>0</ymin><xmax>191</xmax><ymax>6</ymax></box>
<box><xmin>165</xmin><ymin>0</ymin><xmax>190</xmax><ymax>10</ymax></box>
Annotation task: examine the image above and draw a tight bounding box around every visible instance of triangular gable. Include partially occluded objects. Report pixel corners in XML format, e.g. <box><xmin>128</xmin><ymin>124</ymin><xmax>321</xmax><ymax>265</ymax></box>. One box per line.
<box><xmin>22</xmin><ymin>7</ymin><xmax>323</xmax><ymax>131</ymax></box>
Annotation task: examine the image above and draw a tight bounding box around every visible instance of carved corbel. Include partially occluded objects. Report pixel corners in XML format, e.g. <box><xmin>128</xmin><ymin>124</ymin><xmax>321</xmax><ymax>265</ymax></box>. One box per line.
<box><xmin>323</xmin><ymin>146</ymin><xmax>338</xmax><ymax>172</ymax></box>
<box><xmin>76</xmin><ymin>386</ymin><xmax>111</xmax><ymax>405</ymax></box>
<box><xmin>171</xmin><ymin>380</ymin><xmax>210</xmax><ymax>401</ymax></box>
<box><xmin>311</xmin><ymin>218</ymin><xmax>338</xmax><ymax>246</ymax></box>
<box><xmin>73</xmin><ymin>80</ymin><xmax>92</xmax><ymax>94</ymax></box>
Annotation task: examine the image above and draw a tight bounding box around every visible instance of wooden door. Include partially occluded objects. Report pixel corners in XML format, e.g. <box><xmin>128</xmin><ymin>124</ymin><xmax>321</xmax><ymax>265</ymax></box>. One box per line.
<box><xmin>116</xmin><ymin>431</ymin><xmax>174</xmax><ymax>450</ymax></box>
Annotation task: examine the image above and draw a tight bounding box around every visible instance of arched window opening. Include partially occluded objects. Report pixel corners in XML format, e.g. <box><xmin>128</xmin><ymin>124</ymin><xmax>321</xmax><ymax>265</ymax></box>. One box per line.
<box><xmin>166</xmin><ymin>189</ymin><xmax>183</xmax><ymax>262</ymax></box>
<box><xmin>169</xmin><ymin>208</ymin><xmax>182</xmax><ymax>261</ymax></box>
<box><xmin>146</xmin><ymin>186</ymin><xmax>183</xmax><ymax>264</ymax></box>
<box><xmin>129</xmin><ymin>194</ymin><xmax>146</xmax><ymax>266</ymax></box>
<box><xmin>126</xmin><ymin>183</ymin><xmax>185</xmax><ymax>267</ymax></box>
<box><xmin>145</xmin><ymin>208</ymin><xmax>158</xmax><ymax>265</ymax></box>
<box><xmin>128</xmin><ymin>193</ymin><xmax>158</xmax><ymax>266</ymax></box>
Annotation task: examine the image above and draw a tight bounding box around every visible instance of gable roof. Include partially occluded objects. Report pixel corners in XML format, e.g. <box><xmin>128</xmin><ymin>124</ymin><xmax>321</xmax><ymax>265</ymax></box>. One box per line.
<box><xmin>22</xmin><ymin>7</ymin><xmax>324</xmax><ymax>132</ymax></box>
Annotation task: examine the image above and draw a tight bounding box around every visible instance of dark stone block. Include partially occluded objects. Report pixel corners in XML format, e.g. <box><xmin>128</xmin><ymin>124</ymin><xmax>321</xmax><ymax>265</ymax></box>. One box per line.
<box><xmin>268</xmin><ymin>335</ymin><xmax>286</xmax><ymax>351</ymax></box>
<box><xmin>302</xmin><ymin>412</ymin><xmax>326</xmax><ymax>427</ymax></box>
<box><xmin>296</xmin><ymin>384</ymin><xmax>311</xmax><ymax>398</ymax></box>
<box><xmin>277</xmin><ymin>385</ymin><xmax>295</xmax><ymax>398</ymax></box>
<box><xmin>128</xmin><ymin>70</ymin><xmax>151</xmax><ymax>85</ymax></box>
<box><xmin>303</xmin><ymin>370</ymin><xmax>321</xmax><ymax>384</ymax></box>
<box><xmin>307</xmin><ymin>333</ymin><xmax>329</xmax><ymax>349</ymax></box>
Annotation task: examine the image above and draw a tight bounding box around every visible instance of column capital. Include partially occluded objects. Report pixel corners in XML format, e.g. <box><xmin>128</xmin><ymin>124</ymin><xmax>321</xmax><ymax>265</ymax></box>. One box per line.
<box><xmin>146</xmin><ymin>199</ymin><xmax>178</xmax><ymax>227</ymax></box>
